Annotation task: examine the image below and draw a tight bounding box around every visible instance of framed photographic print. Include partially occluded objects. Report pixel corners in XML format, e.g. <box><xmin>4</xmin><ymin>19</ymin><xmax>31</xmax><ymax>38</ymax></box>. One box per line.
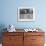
<box><xmin>17</xmin><ymin>7</ymin><xmax>35</xmax><ymax>21</ymax></box>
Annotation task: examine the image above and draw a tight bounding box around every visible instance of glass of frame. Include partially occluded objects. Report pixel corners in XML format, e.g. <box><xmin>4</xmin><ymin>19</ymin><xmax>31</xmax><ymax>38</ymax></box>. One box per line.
<box><xmin>17</xmin><ymin>7</ymin><xmax>35</xmax><ymax>21</ymax></box>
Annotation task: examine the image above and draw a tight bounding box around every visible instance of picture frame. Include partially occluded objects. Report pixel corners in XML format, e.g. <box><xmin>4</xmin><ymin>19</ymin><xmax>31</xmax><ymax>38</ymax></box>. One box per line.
<box><xmin>17</xmin><ymin>7</ymin><xmax>35</xmax><ymax>21</ymax></box>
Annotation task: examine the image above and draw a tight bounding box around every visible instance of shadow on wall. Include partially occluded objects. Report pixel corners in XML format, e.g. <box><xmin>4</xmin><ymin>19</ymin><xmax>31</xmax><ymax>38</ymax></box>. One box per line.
<box><xmin>0</xmin><ymin>24</ymin><xmax>7</xmax><ymax>43</ymax></box>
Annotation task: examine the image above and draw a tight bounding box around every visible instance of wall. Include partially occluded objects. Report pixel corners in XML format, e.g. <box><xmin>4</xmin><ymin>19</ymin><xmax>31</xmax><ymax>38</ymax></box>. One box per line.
<box><xmin>0</xmin><ymin>0</ymin><xmax>46</xmax><ymax>30</ymax></box>
<box><xmin>0</xmin><ymin>0</ymin><xmax>46</xmax><ymax>44</ymax></box>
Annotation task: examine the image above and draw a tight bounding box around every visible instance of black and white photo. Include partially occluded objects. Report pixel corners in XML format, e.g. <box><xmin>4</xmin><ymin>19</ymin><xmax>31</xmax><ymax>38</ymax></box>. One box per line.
<box><xmin>18</xmin><ymin>7</ymin><xmax>35</xmax><ymax>21</ymax></box>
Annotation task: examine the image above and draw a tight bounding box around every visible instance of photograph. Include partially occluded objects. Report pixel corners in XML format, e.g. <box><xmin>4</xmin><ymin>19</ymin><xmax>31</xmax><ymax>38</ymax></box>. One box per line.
<box><xmin>18</xmin><ymin>7</ymin><xmax>35</xmax><ymax>21</ymax></box>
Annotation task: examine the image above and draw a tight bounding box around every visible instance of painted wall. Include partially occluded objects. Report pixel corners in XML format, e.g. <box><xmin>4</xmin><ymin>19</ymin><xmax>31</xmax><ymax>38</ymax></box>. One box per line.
<box><xmin>0</xmin><ymin>0</ymin><xmax>46</xmax><ymax>31</ymax></box>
